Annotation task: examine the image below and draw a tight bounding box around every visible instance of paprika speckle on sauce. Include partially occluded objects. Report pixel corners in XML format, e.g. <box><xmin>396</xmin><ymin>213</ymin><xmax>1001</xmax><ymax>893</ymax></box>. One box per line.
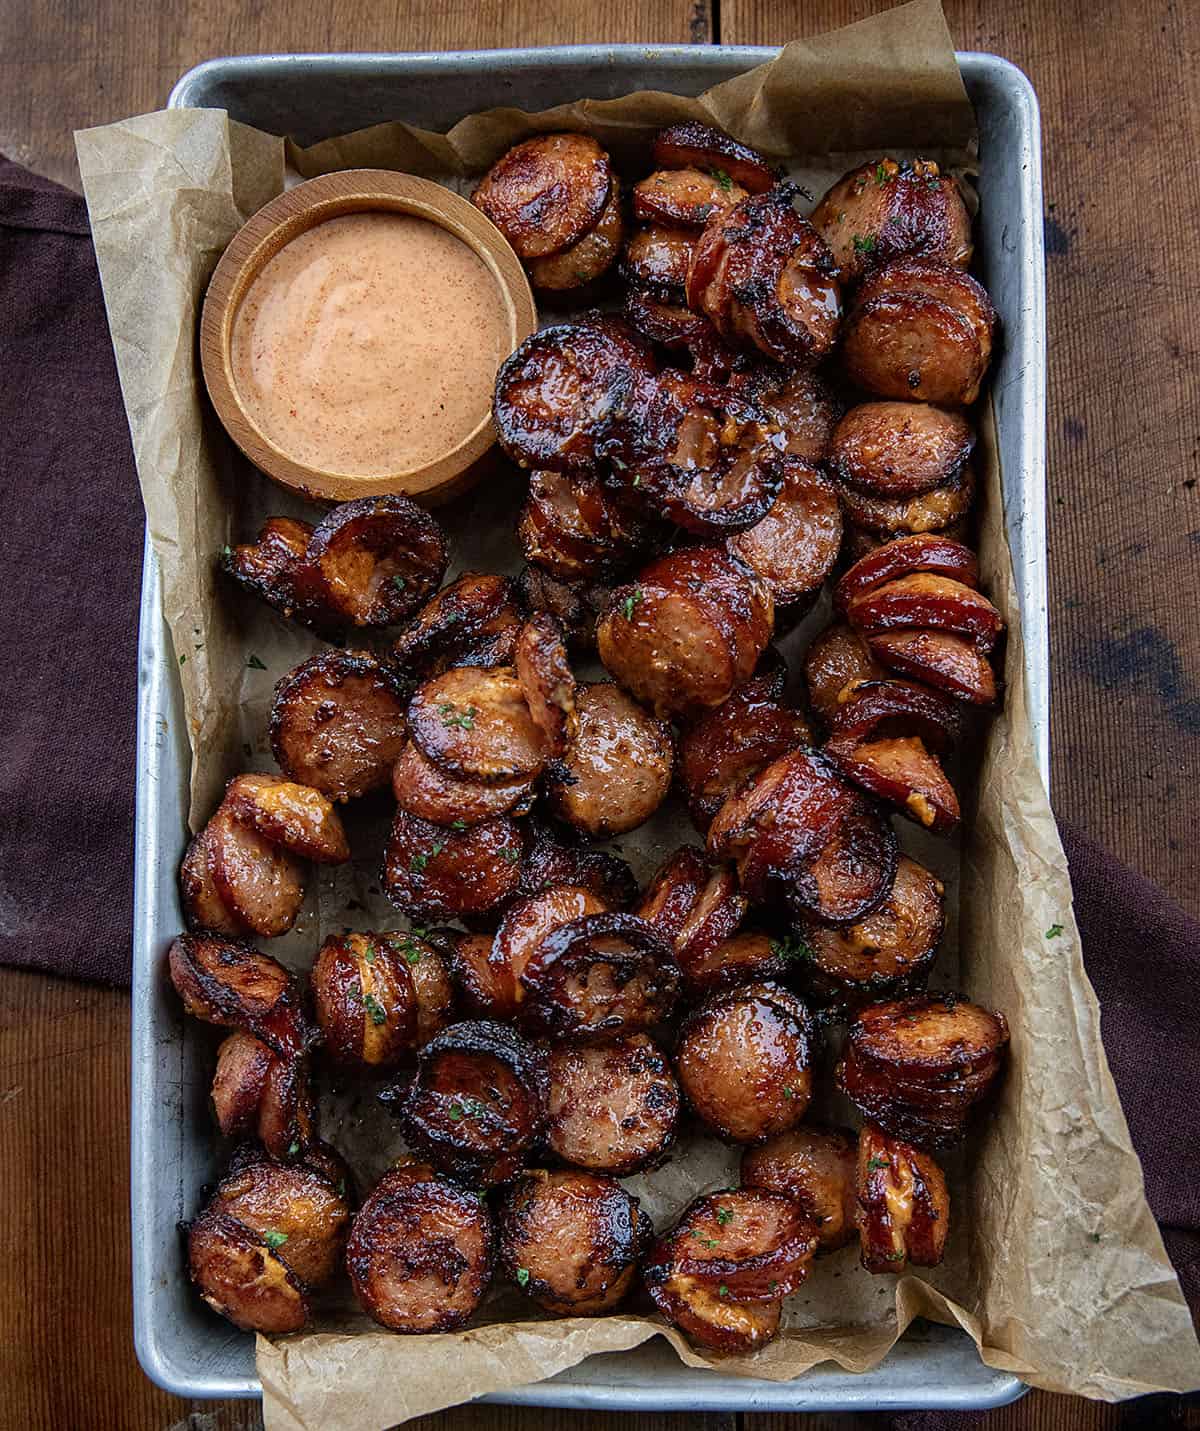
<box><xmin>231</xmin><ymin>212</ymin><xmax>509</xmax><ymax>477</ymax></box>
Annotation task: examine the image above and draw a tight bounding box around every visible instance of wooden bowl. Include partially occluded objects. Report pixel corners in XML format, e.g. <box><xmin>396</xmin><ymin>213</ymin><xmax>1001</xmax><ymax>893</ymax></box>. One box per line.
<box><xmin>200</xmin><ymin>169</ymin><xmax>536</xmax><ymax>504</ymax></box>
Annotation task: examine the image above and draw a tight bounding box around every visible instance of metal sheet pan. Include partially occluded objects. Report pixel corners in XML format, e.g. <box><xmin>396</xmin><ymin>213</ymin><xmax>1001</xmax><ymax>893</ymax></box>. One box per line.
<box><xmin>132</xmin><ymin>45</ymin><xmax>1046</xmax><ymax>1409</ymax></box>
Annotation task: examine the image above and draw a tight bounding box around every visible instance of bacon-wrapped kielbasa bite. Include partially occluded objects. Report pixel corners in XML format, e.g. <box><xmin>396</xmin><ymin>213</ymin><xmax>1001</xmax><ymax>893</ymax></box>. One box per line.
<box><xmin>499</xmin><ymin>1169</ymin><xmax>653</xmax><ymax>1315</ymax></box>
<box><xmin>347</xmin><ymin>1163</ymin><xmax>495</xmax><ymax>1331</ymax></box>
<box><xmin>838</xmin><ymin>994</ymin><xmax>1010</xmax><ymax>1148</ymax></box>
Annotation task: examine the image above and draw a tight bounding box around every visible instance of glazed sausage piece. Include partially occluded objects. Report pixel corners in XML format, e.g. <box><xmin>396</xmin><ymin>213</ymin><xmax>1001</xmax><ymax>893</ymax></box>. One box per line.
<box><xmin>306</xmin><ymin>495</ymin><xmax>449</xmax><ymax>628</ymax></box>
<box><xmin>493</xmin><ymin>320</ymin><xmax>654</xmax><ymax>473</ymax></box>
<box><xmin>794</xmin><ymin>855</ymin><xmax>945</xmax><ymax>1006</ymax></box>
<box><xmin>731</xmin><ymin>363</ymin><xmax>842</xmax><ymax>463</ymax></box>
<box><xmin>707</xmin><ymin>747</ymin><xmax>898</xmax><ymax>925</ymax></box>
<box><xmin>675</xmin><ymin>981</ymin><xmax>814</xmax><ymax>1143</ymax></box>
<box><xmin>632</xmin><ymin>167</ymin><xmax>749</xmax><ymax>228</ymax></box>
<box><xmin>598</xmin><ymin>546</ymin><xmax>773</xmax><ymax>720</ymax></box>
<box><xmin>621</xmin><ymin>224</ymin><xmax>698</xmax><ymax>299</ymax></box>
<box><xmin>829</xmin><ymin>403</ymin><xmax>975</xmax><ymax>500</ymax></box>
<box><xmin>623</xmin><ymin>287</ymin><xmax>714</xmax><ymax>349</ymax></box>
<box><xmin>810</xmin><ymin>158</ymin><xmax>972</xmax><ymax>285</ymax></box>
<box><xmin>473</xmin><ymin>133</ymin><xmax>613</xmax><ymax>260</ymax></box>
<box><xmin>842</xmin><ymin>258</ymin><xmax>996</xmax><ymax>406</ymax></box>
<box><xmin>548</xmin><ymin>681</ymin><xmax>674</xmax><ymax>837</ymax></box>
<box><xmin>188</xmin><ymin>1206</ymin><xmax>309</xmax><ymax>1333</ymax></box>
<box><xmin>408</xmin><ymin>665</ymin><xmax>547</xmax><ymax>785</ymax></box>
<box><xmin>845</xmin><ymin>573</ymin><xmax>1004</xmax><ymax>653</ymax></box>
<box><xmin>391</xmin><ymin>573</ymin><xmax>524</xmax><ymax>679</ymax></box>
<box><xmin>491</xmin><ymin>883</ymin><xmax>611</xmax><ymax>1020</ymax></box>
<box><xmin>180</xmin><ymin>828</ymin><xmax>247</xmax><ymax>936</ymax></box>
<box><xmin>677</xmin><ymin>930</ymin><xmax>791</xmax><ymax>997</ymax></box>
<box><xmin>310</xmin><ymin>931</ymin><xmax>418</xmax><ymax>1071</ymax></box>
<box><xmin>210</xmin><ymin>1156</ymin><xmax>351</xmax><ymax>1289</ymax></box>
<box><xmin>445</xmin><ymin>930</ymin><xmax>512</xmax><ymax>1020</ymax></box>
<box><xmin>221</xmin><ymin>517</ymin><xmax>337</xmax><ymax>636</ymax></box>
<box><xmin>838</xmin><ymin>994</ymin><xmax>1010</xmax><ymax>1148</ymax></box>
<box><xmin>210</xmin><ymin>1030</ymin><xmax>274</xmax><ymax>1137</ymax></box>
<box><xmin>833</xmin><ymin>532</ymin><xmax>980</xmax><ymax>615</ymax></box>
<box><xmin>687</xmin><ymin>187</ymin><xmax>842</xmax><ymax>365</ymax></box>
<box><xmin>516</xmin><ymin>565</ymin><xmax>598</xmax><ymax>652</ymax></box>
<box><xmin>391</xmin><ymin>932</ymin><xmax>457</xmax><ymax>1046</ymax></box>
<box><xmin>528</xmin><ymin>176</ymin><xmax>624</xmax><ymax>291</ymax></box>
<box><xmin>382</xmin><ymin>808</ymin><xmax>524</xmax><ymax>920</ymax></box>
<box><xmin>347</xmin><ymin>1163</ymin><xmax>495</xmax><ymax>1331</ymax></box>
<box><xmin>826</xmin><ymin>733</ymin><xmax>960</xmax><ymax>834</ymax></box>
<box><xmin>515</xmin><ymin>614</ymin><xmax>577</xmax><ymax>758</ymax></box>
<box><xmin>726</xmin><ymin>457</ymin><xmax>842</xmax><ymax>618</ymax></box>
<box><xmin>678</xmin><ymin>667</ymin><xmax>812</xmax><ymax>832</ymax></box>
<box><xmin>545</xmin><ymin>1034</ymin><xmax>680</xmax><ymax>1174</ymax></box>
<box><xmin>520</xmin><ymin>912</ymin><xmax>680</xmax><ymax>1042</ymax></box>
<box><xmin>499</xmin><ymin>1169</ymin><xmax>653</xmax><ymax>1315</ymax></box>
<box><xmin>205</xmin><ymin>803</ymin><xmax>306</xmax><ymax>939</ymax></box>
<box><xmin>825</xmin><ymin>678</ymin><xmax>962</xmax><ymax>756</ymax></box>
<box><xmin>742</xmin><ymin>1126</ymin><xmax>859</xmax><ymax>1253</ymax></box>
<box><xmin>803</xmin><ymin>623</ymin><xmax>885</xmax><ymax>726</ymax></box>
<box><xmin>168</xmin><ymin>932</ymin><xmax>297</xmax><ymax>1043</ymax></box>
<box><xmin>392</xmin><ymin>738</ymin><xmax>535</xmax><ymax>828</ymax></box>
<box><xmin>221</xmin><ymin>773</ymin><xmax>350</xmax><ymax>864</ymax></box>
<box><xmin>868</xmin><ymin>630</ymin><xmax>999</xmax><ymax>708</ymax></box>
<box><xmin>856</xmin><ymin>1125</ymin><xmax>950</xmax><ymax>1273</ymax></box>
<box><xmin>270</xmin><ymin>651</ymin><xmax>408</xmax><ymax>802</ymax></box>
<box><xmin>518</xmin><ymin>469</ymin><xmax>651</xmax><ymax>582</ymax></box>
<box><xmin>256</xmin><ymin>1051</ymin><xmax>319</xmax><ymax>1160</ymax></box>
<box><xmin>516</xmin><ymin>820</ymin><xmax>640</xmax><ymax>909</ymax></box>
<box><xmin>836</xmin><ymin>462</ymin><xmax>976</xmax><ymax>541</ymax></box>
<box><xmin>635</xmin><ymin>846</ymin><xmax>748</xmax><ymax>973</ymax></box>
<box><xmin>653</xmin><ymin>122</ymin><xmax>778</xmax><ymax>194</ymax></box>
<box><xmin>395</xmin><ymin>1021</ymin><xmax>548</xmax><ymax>1187</ymax></box>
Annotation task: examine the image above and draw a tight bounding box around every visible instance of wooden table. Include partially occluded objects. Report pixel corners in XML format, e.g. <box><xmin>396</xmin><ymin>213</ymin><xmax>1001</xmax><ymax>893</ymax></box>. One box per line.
<box><xmin>1</xmin><ymin>2</ymin><xmax>1197</xmax><ymax>1429</ymax></box>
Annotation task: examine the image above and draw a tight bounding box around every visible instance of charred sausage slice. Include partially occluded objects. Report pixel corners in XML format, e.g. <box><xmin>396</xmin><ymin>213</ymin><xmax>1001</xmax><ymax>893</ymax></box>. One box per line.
<box><xmin>270</xmin><ymin>651</ymin><xmax>407</xmax><ymax>801</ymax></box>
<box><xmin>830</xmin><ymin>402</ymin><xmax>974</xmax><ymax>499</ymax></box>
<box><xmin>306</xmin><ymin>495</ymin><xmax>448</xmax><ymax>627</ymax></box>
<box><xmin>869</xmin><ymin>628</ymin><xmax>998</xmax><ymax>707</ymax></box>
<box><xmin>633</xmin><ymin>167</ymin><xmax>750</xmax><ymax>227</ymax></box>
<box><xmin>210</xmin><ymin>1030</ymin><xmax>273</xmax><ymax>1138</ymax></box>
<box><xmin>726</xmin><ymin>457</ymin><xmax>842</xmax><ymax>616</ymax></box>
<box><xmin>635</xmin><ymin>847</ymin><xmax>748</xmax><ymax>970</ymax></box>
<box><xmin>391</xmin><ymin>739</ymin><xmax>535</xmax><ymax>828</ymax></box>
<box><xmin>188</xmin><ymin>1207</ymin><xmax>309</xmax><ymax>1333</ymax></box>
<box><xmin>731</xmin><ymin>363</ymin><xmax>842</xmax><ymax>463</ymax></box>
<box><xmin>391</xmin><ymin>572</ymin><xmax>523</xmax><ymax>678</ymax></box>
<box><xmin>545</xmin><ymin>1034</ymin><xmax>680</xmax><ymax>1174</ymax></box>
<box><xmin>310</xmin><ymin>931</ymin><xmax>418</xmax><ymax>1071</ymax></box>
<box><xmin>515</xmin><ymin>614</ymin><xmax>577</xmax><ymax>758</ymax></box>
<box><xmin>803</xmin><ymin>623</ymin><xmax>885</xmax><ymax>725</ymax></box>
<box><xmin>408</xmin><ymin>665</ymin><xmax>547</xmax><ymax>785</ymax></box>
<box><xmin>527</xmin><ymin>176</ymin><xmax>624</xmax><ymax>290</ymax></box>
<box><xmin>835</xmin><ymin>463</ymin><xmax>975</xmax><ymax>539</ymax></box>
<box><xmin>473</xmin><ymin>133</ymin><xmax>612</xmax><ymax>260</ymax></box>
<box><xmin>655</xmin><ymin>1188</ymin><xmax>817</xmax><ymax>1301</ymax></box>
<box><xmin>499</xmin><ymin>1169</ymin><xmax>652</xmax><ymax>1315</ymax></box>
<box><xmin>516</xmin><ymin>821</ymin><xmax>639</xmax><ymax>909</ymax></box>
<box><xmin>676</xmin><ymin>930</ymin><xmax>791</xmax><ymax>997</ymax></box>
<box><xmin>652</xmin><ymin>122</ymin><xmax>778</xmax><ymax>194</ymax></box>
<box><xmin>168</xmin><ymin>931</ymin><xmax>296</xmax><ymax>1039</ymax></box>
<box><xmin>180</xmin><ymin>828</ymin><xmax>247</xmax><ymax>936</ymax></box>
<box><xmin>395</xmin><ymin>1021</ymin><xmax>548</xmax><ymax>1187</ymax></box>
<box><xmin>211</xmin><ymin>1159</ymin><xmax>351</xmax><ymax>1289</ymax></box>
<box><xmin>548</xmin><ymin>681</ymin><xmax>674</xmax><ymax>837</ymax></box>
<box><xmin>492</xmin><ymin>884</ymin><xmax>611</xmax><ymax>1019</ymax></box>
<box><xmin>675</xmin><ymin>981</ymin><xmax>813</xmax><ymax>1142</ymax></box>
<box><xmin>221</xmin><ymin>517</ymin><xmax>336</xmax><ymax>635</ymax></box>
<box><xmin>856</xmin><ymin>1124</ymin><xmax>950</xmax><ymax>1272</ymax></box>
<box><xmin>741</xmin><ymin>1125</ymin><xmax>859</xmax><ymax>1252</ymax></box>
<box><xmin>845</xmin><ymin>573</ymin><xmax>1003</xmax><ymax>652</ymax></box>
<box><xmin>621</xmin><ymin>224</ymin><xmax>697</xmax><ymax>298</ymax></box>
<box><xmin>347</xmin><ymin>1164</ymin><xmax>495</xmax><ymax>1330</ymax></box>
<box><xmin>205</xmin><ymin>805</ymin><xmax>305</xmax><ymax>938</ymax></box>
<box><xmin>833</xmin><ymin>532</ymin><xmax>980</xmax><ymax>614</ymax></box>
<box><xmin>222</xmin><ymin>773</ymin><xmax>350</xmax><ymax>864</ymax></box>
<box><xmin>382</xmin><ymin>808</ymin><xmax>524</xmax><ymax>920</ymax></box>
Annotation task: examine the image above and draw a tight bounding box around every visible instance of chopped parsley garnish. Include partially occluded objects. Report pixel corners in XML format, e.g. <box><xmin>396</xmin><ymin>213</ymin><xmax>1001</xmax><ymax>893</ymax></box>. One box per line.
<box><xmin>246</xmin><ymin>654</ymin><xmax>267</xmax><ymax>671</ymax></box>
<box><xmin>716</xmin><ymin>1207</ymin><xmax>734</xmax><ymax>1227</ymax></box>
<box><xmin>392</xmin><ymin>575</ymin><xmax>407</xmax><ymax>591</ymax></box>
<box><xmin>875</xmin><ymin>162</ymin><xmax>889</xmax><ymax>186</ymax></box>
<box><xmin>1089</xmin><ymin>1231</ymin><xmax>1101</xmax><ymax>1243</ymax></box>
<box><xmin>363</xmin><ymin>941</ymin><xmax>377</xmax><ymax>964</ymax></box>
<box><xmin>263</xmin><ymin>1230</ymin><xmax>289</xmax><ymax>1250</ymax></box>
<box><xmin>622</xmin><ymin>588</ymin><xmax>643</xmax><ymax>621</ymax></box>
<box><xmin>516</xmin><ymin>1268</ymin><xmax>530</xmax><ymax>1287</ymax></box>
<box><xmin>438</xmin><ymin>702</ymin><xmax>477</xmax><ymax>730</ymax></box>
<box><xmin>711</xmin><ymin>167</ymin><xmax>734</xmax><ymax>191</ymax></box>
<box><xmin>219</xmin><ymin>544</ymin><xmax>233</xmax><ymax>562</ymax></box>
<box><xmin>769</xmin><ymin>1280</ymin><xmax>778</xmax><ymax>1293</ymax></box>
<box><xmin>395</xmin><ymin>935</ymin><xmax>424</xmax><ymax>965</ymax></box>
<box><xmin>1045</xmin><ymin>923</ymin><xmax>1064</xmax><ymax>939</ymax></box>
<box><xmin>363</xmin><ymin>992</ymin><xmax>388</xmax><ymax>1026</ymax></box>
<box><xmin>451</xmin><ymin>819</ymin><xmax>467</xmax><ymax>831</ymax></box>
<box><xmin>852</xmin><ymin>233</ymin><xmax>877</xmax><ymax>255</ymax></box>
<box><xmin>782</xmin><ymin>1086</ymin><xmax>795</xmax><ymax>1100</ymax></box>
<box><xmin>770</xmin><ymin>934</ymin><xmax>813</xmax><ymax>963</ymax></box>
<box><xmin>410</xmin><ymin>841</ymin><xmax>446</xmax><ymax>874</ymax></box>
<box><xmin>499</xmin><ymin>846</ymin><xmax>521</xmax><ymax>864</ymax></box>
<box><xmin>287</xmin><ymin>1140</ymin><xmax>300</xmax><ymax>1157</ymax></box>
<box><xmin>449</xmin><ymin>1096</ymin><xmax>488</xmax><ymax>1123</ymax></box>
<box><xmin>886</xmin><ymin>1250</ymin><xmax>906</xmax><ymax>1262</ymax></box>
<box><xmin>868</xmin><ymin>1157</ymin><xmax>889</xmax><ymax>1171</ymax></box>
<box><xmin>718</xmin><ymin>1284</ymin><xmax>730</xmax><ymax>1298</ymax></box>
<box><xmin>178</xmin><ymin>653</ymin><xmax>186</xmax><ymax>666</ymax></box>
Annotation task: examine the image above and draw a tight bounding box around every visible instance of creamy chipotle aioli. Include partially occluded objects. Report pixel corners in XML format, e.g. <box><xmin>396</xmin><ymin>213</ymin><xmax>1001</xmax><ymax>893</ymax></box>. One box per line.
<box><xmin>231</xmin><ymin>211</ymin><xmax>509</xmax><ymax>477</ymax></box>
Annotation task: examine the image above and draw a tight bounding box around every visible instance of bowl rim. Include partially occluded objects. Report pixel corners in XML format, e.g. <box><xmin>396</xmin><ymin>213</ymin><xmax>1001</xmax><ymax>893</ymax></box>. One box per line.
<box><xmin>199</xmin><ymin>167</ymin><xmax>537</xmax><ymax>503</ymax></box>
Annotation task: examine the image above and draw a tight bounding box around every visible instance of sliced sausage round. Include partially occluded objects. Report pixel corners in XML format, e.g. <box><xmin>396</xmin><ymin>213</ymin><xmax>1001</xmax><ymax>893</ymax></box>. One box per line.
<box><xmin>868</xmin><ymin>629</ymin><xmax>998</xmax><ymax>707</ymax></box>
<box><xmin>382</xmin><ymin>808</ymin><xmax>524</xmax><ymax>920</ymax></box>
<box><xmin>803</xmin><ymin>623</ymin><xmax>886</xmax><ymax>725</ymax></box>
<box><xmin>652</xmin><ymin>122</ymin><xmax>778</xmax><ymax>194</ymax></box>
<box><xmin>180</xmin><ymin>827</ymin><xmax>247</xmax><ymax>936</ymax></box>
<box><xmin>741</xmin><ymin>1125</ymin><xmax>859</xmax><ymax>1252</ymax></box>
<box><xmin>726</xmin><ymin>456</ymin><xmax>842</xmax><ymax>615</ymax></box>
<box><xmin>856</xmin><ymin>1124</ymin><xmax>950</xmax><ymax>1273</ymax></box>
<box><xmin>391</xmin><ymin>572</ymin><xmax>523</xmax><ymax>679</ymax></box>
<box><xmin>527</xmin><ymin>175</ymin><xmax>624</xmax><ymax>290</ymax></box>
<box><xmin>211</xmin><ymin>1158</ymin><xmax>351</xmax><ymax>1289</ymax></box>
<box><xmin>408</xmin><ymin>665</ymin><xmax>547</xmax><ymax>785</ymax></box>
<box><xmin>621</xmin><ymin>224</ymin><xmax>697</xmax><ymax>298</ymax></box>
<box><xmin>833</xmin><ymin>532</ymin><xmax>980</xmax><ymax>615</ymax></box>
<box><xmin>632</xmin><ymin>166</ymin><xmax>750</xmax><ymax>227</ymax></box>
<box><xmin>835</xmin><ymin>463</ymin><xmax>975</xmax><ymax>539</ymax></box>
<box><xmin>188</xmin><ymin>1207</ymin><xmax>309</xmax><ymax>1333</ymax></box>
<box><xmin>731</xmin><ymin>363</ymin><xmax>842</xmax><ymax>463</ymax></box>
<box><xmin>473</xmin><ymin>133</ymin><xmax>612</xmax><ymax>260</ymax></box>
<box><xmin>222</xmin><ymin>773</ymin><xmax>350</xmax><ymax>864</ymax></box>
<box><xmin>391</xmin><ymin>738</ymin><xmax>535</xmax><ymax>828</ymax></box>
<box><xmin>515</xmin><ymin>614</ymin><xmax>577</xmax><ymax>758</ymax></box>
<box><xmin>830</xmin><ymin>402</ymin><xmax>974</xmax><ymax>499</ymax></box>
<box><xmin>310</xmin><ymin>931</ymin><xmax>417</xmax><ymax>1071</ymax></box>
<box><xmin>205</xmin><ymin>805</ymin><xmax>305</xmax><ymax>938</ymax></box>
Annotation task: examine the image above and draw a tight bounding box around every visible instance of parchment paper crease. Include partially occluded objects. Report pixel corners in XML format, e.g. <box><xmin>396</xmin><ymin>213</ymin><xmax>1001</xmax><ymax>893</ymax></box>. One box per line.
<box><xmin>76</xmin><ymin>1</ymin><xmax>1200</xmax><ymax>1423</ymax></box>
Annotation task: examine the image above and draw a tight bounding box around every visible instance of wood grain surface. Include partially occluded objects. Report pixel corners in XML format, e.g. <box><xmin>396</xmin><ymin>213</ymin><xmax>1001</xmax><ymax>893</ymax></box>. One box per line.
<box><xmin>0</xmin><ymin>1</ymin><xmax>1197</xmax><ymax>1429</ymax></box>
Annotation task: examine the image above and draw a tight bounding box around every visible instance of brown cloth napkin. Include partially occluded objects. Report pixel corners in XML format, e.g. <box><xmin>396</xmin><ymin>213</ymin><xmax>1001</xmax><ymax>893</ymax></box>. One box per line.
<box><xmin>1</xmin><ymin>157</ymin><xmax>1195</xmax><ymax>1403</ymax></box>
<box><xmin>0</xmin><ymin>156</ymin><xmax>141</xmax><ymax>984</ymax></box>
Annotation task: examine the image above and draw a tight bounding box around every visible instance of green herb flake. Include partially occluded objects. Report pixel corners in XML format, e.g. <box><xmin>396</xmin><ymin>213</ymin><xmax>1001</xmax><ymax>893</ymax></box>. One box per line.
<box><xmin>397</xmin><ymin>935</ymin><xmax>424</xmax><ymax>966</ymax></box>
<box><xmin>448</xmin><ymin>1105</ymin><xmax>464</xmax><ymax>1122</ymax></box>
<box><xmin>451</xmin><ymin>819</ymin><xmax>467</xmax><ymax>831</ymax></box>
<box><xmin>516</xmin><ymin>1268</ymin><xmax>531</xmax><ymax>1287</ymax></box>
<box><xmin>770</xmin><ymin>934</ymin><xmax>813</xmax><ymax>964</ymax></box>
<box><xmin>392</xmin><ymin>575</ymin><xmax>407</xmax><ymax>591</ymax></box>
<box><xmin>500</xmin><ymin>846</ymin><xmax>521</xmax><ymax>864</ymax></box>
<box><xmin>631</xmin><ymin>473</ymin><xmax>642</xmax><ymax>488</ymax></box>
<box><xmin>178</xmin><ymin>653</ymin><xmax>187</xmax><ymax>666</ymax></box>
<box><xmin>246</xmin><ymin>654</ymin><xmax>267</xmax><ymax>671</ymax></box>
<box><xmin>438</xmin><ymin>702</ymin><xmax>477</xmax><ymax>731</ymax></box>
<box><xmin>1045</xmin><ymin>923</ymin><xmax>1064</xmax><ymax>939</ymax></box>
<box><xmin>718</xmin><ymin>1284</ymin><xmax>730</xmax><ymax>1299</ymax></box>
<box><xmin>287</xmin><ymin>1140</ymin><xmax>300</xmax><ymax>1157</ymax></box>
<box><xmin>852</xmin><ymin>233</ymin><xmax>877</xmax><ymax>255</ymax></box>
<box><xmin>219</xmin><ymin>543</ymin><xmax>233</xmax><ymax>562</ymax></box>
<box><xmin>622</xmin><ymin>588</ymin><xmax>644</xmax><ymax>622</ymax></box>
<box><xmin>769</xmin><ymin>1279</ymin><xmax>778</xmax><ymax>1293</ymax></box>
<box><xmin>363</xmin><ymin>992</ymin><xmax>388</xmax><ymax>1026</ymax></box>
<box><xmin>363</xmin><ymin>941</ymin><xmax>377</xmax><ymax>965</ymax></box>
<box><xmin>782</xmin><ymin>1085</ymin><xmax>795</xmax><ymax>1100</ymax></box>
<box><xmin>868</xmin><ymin>1157</ymin><xmax>889</xmax><ymax>1171</ymax></box>
<box><xmin>410</xmin><ymin>852</ymin><xmax>429</xmax><ymax>873</ymax></box>
<box><xmin>263</xmin><ymin>1230</ymin><xmax>289</xmax><ymax>1250</ymax></box>
<box><xmin>711</xmin><ymin>167</ymin><xmax>733</xmax><ymax>191</ymax></box>
<box><xmin>716</xmin><ymin>1207</ymin><xmax>734</xmax><ymax>1227</ymax></box>
<box><xmin>347</xmin><ymin>979</ymin><xmax>363</xmax><ymax>1004</ymax></box>
<box><xmin>875</xmin><ymin>162</ymin><xmax>889</xmax><ymax>186</ymax></box>
<box><xmin>886</xmin><ymin>1250</ymin><xmax>906</xmax><ymax>1263</ymax></box>
<box><xmin>572</xmin><ymin>269</ymin><xmax>590</xmax><ymax>282</ymax></box>
<box><xmin>1089</xmin><ymin>1231</ymin><xmax>1101</xmax><ymax>1243</ymax></box>
<box><xmin>836</xmin><ymin>210</ymin><xmax>846</xmax><ymax>224</ymax></box>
